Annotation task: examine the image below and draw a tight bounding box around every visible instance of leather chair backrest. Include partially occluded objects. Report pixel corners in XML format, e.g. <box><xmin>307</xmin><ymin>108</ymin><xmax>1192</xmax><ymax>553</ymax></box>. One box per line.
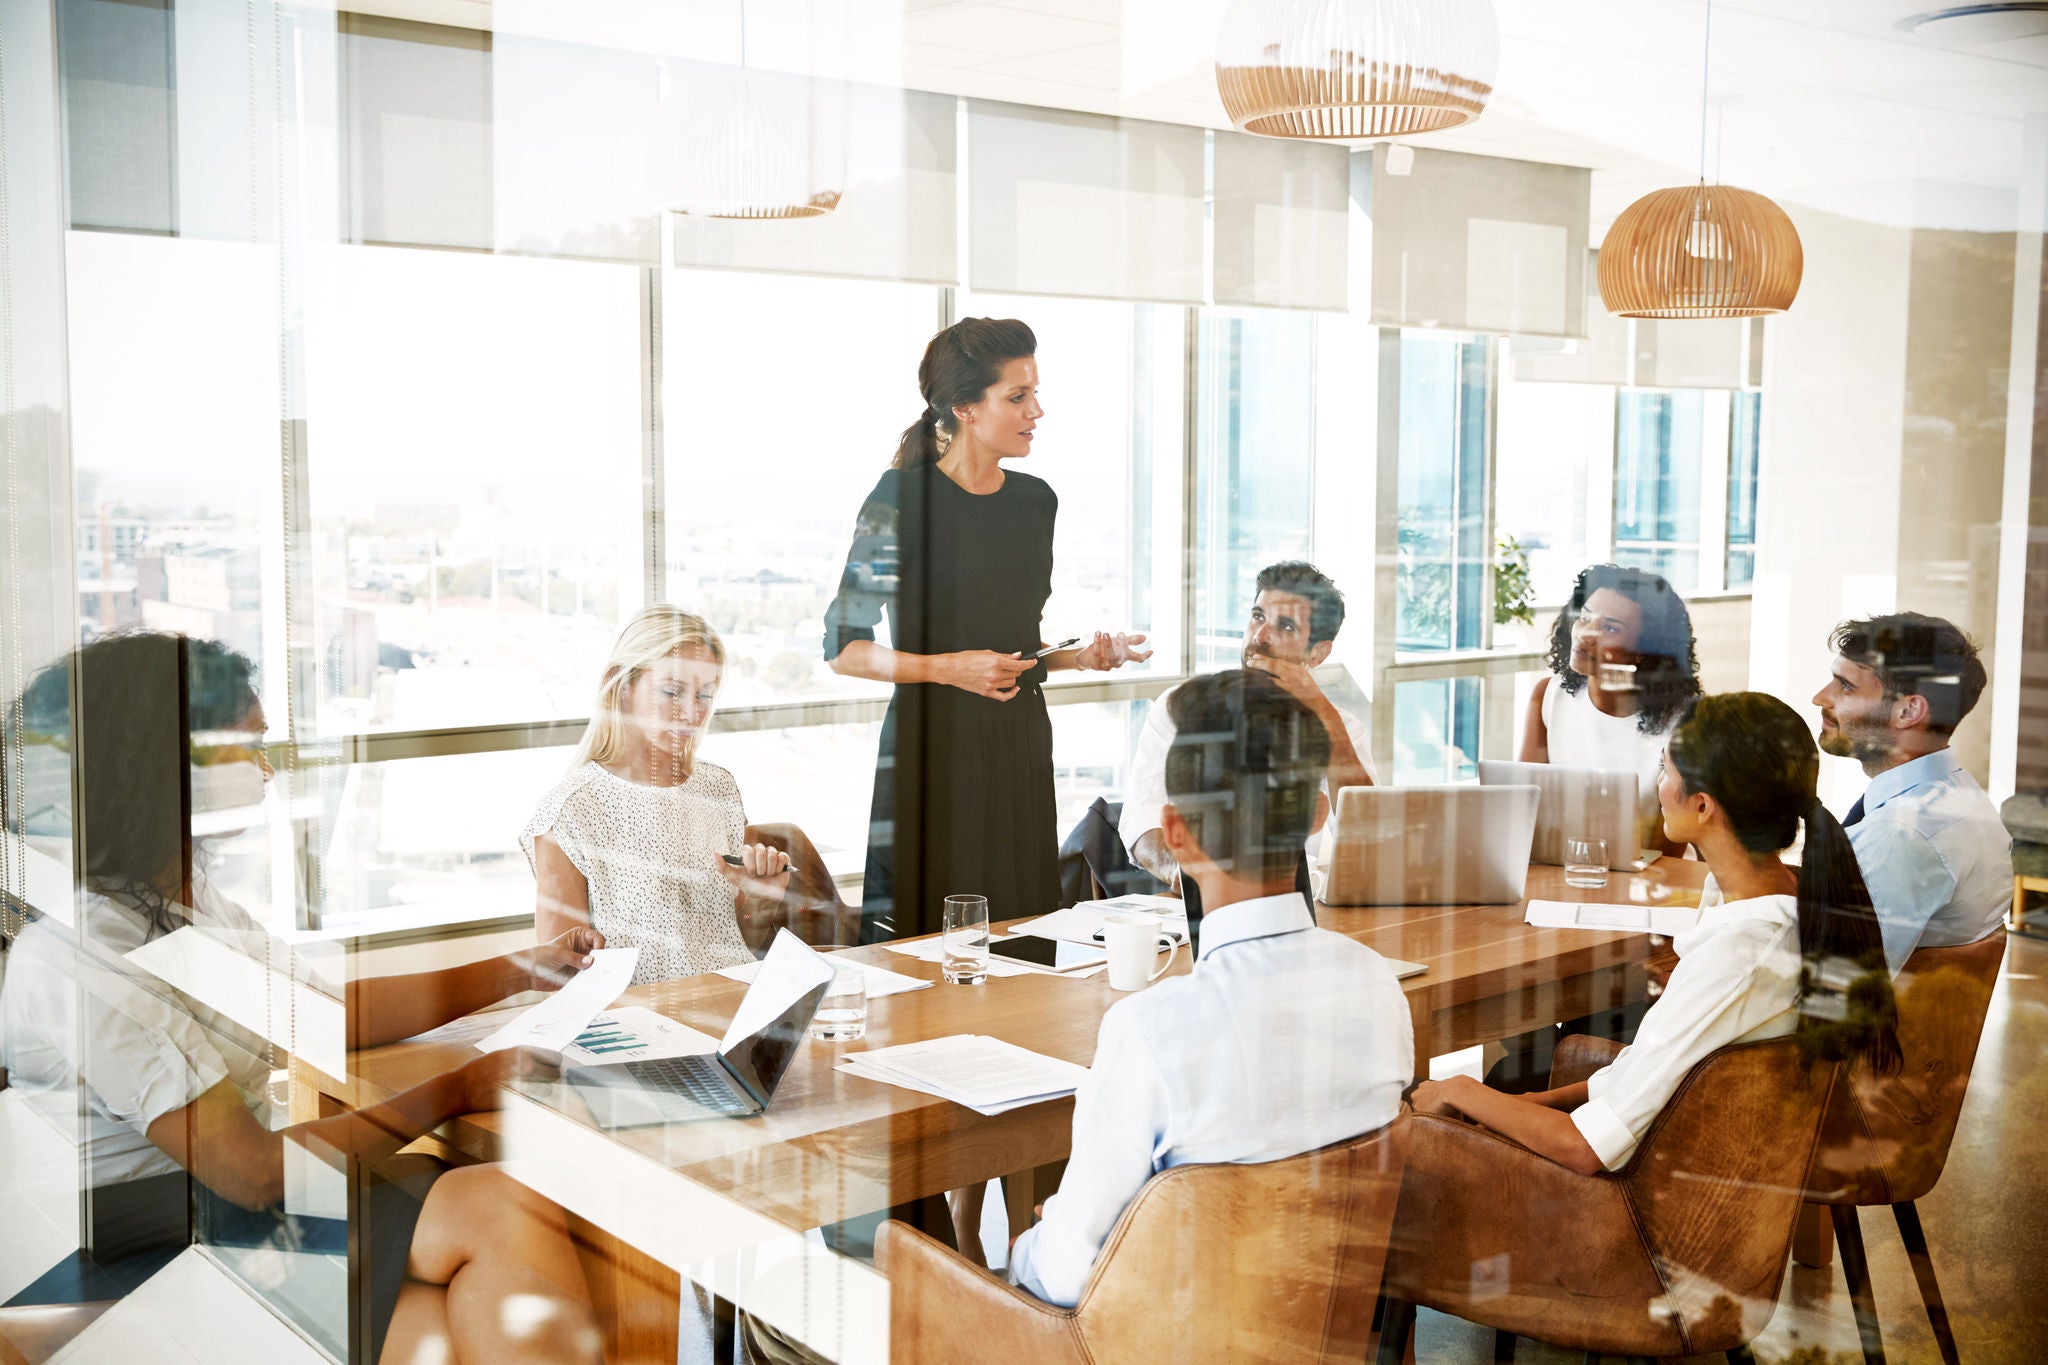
<box><xmin>1075</xmin><ymin>1119</ymin><xmax>1411</xmax><ymax>1365</ymax></box>
<box><xmin>1808</xmin><ymin>931</ymin><xmax>2006</xmax><ymax>1206</ymax></box>
<box><xmin>1623</xmin><ymin>1038</ymin><xmax>1839</xmax><ymax>1353</ymax></box>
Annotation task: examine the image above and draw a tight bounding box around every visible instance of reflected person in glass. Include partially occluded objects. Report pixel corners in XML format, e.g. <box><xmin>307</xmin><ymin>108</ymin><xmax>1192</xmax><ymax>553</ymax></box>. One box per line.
<box><xmin>1413</xmin><ymin>692</ymin><xmax>1900</xmax><ymax>1173</ymax></box>
<box><xmin>822</xmin><ymin>317</ymin><xmax>1150</xmax><ymax>946</ymax></box>
<box><xmin>524</xmin><ymin>606</ymin><xmax>794</xmax><ymax>986</ymax></box>
<box><xmin>0</xmin><ymin>632</ymin><xmax>602</xmax><ymax>1364</ymax></box>
<box><xmin>1121</xmin><ymin>560</ymin><xmax>1376</xmax><ymax>892</ymax></box>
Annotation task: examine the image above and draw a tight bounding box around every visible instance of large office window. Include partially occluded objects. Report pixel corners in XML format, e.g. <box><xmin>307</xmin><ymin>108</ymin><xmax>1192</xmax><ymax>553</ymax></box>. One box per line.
<box><xmin>1194</xmin><ymin>309</ymin><xmax>1315</xmax><ymax>668</ymax></box>
<box><xmin>1494</xmin><ymin>377</ymin><xmax>1615</xmax><ymax>609</ymax></box>
<box><xmin>1396</xmin><ymin>333</ymin><xmax>1492</xmax><ymax>653</ymax></box>
<box><xmin>661</xmin><ymin>268</ymin><xmax>937</xmax><ymax>708</ymax></box>
<box><xmin>303</xmin><ymin>246</ymin><xmax>647</xmax><ymax>736</ymax></box>
<box><xmin>1614</xmin><ymin>389</ymin><xmax>1706</xmax><ymax>591</ymax></box>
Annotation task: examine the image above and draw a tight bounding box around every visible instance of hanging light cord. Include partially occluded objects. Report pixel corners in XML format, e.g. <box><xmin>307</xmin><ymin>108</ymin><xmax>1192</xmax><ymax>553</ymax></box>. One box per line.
<box><xmin>1698</xmin><ymin>0</ymin><xmax>1714</xmax><ymax>184</ymax></box>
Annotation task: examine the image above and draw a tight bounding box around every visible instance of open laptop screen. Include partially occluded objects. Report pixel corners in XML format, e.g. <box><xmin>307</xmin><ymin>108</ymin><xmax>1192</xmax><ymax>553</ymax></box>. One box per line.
<box><xmin>716</xmin><ymin>929</ymin><xmax>834</xmax><ymax>1106</ymax></box>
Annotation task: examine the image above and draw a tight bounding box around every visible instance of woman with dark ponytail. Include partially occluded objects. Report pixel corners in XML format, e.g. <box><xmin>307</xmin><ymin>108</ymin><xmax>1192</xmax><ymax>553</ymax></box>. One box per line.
<box><xmin>1411</xmin><ymin>691</ymin><xmax>1898</xmax><ymax>1174</ymax></box>
<box><xmin>824</xmin><ymin>318</ymin><xmax>1149</xmax><ymax>947</ymax></box>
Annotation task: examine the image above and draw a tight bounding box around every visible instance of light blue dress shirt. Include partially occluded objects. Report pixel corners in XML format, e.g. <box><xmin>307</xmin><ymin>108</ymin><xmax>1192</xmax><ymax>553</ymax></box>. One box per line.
<box><xmin>1008</xmin><ymin>892</ymin><xmax>1413</xmax><ymax>1308</ymax></box>
<box><xmin>1846</xmin><ymin>748</ymin><xmax>2012</xmax><ymax>975</ymax></box>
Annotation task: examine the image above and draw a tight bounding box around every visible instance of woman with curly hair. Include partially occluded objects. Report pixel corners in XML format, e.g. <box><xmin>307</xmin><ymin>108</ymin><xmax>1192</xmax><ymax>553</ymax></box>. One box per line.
<box><xmin>1521</xmin><ymin>562</ymin><xmax>1703</xmax><ymax>852</ymax></box>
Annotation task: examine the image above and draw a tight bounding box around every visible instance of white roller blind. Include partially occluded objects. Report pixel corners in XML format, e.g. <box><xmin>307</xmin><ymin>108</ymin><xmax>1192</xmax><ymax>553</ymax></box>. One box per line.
<box><xmin>968</xmin><ymin>101</ymin><xmax>1205</xmax><ymax>305</ymax></box>
<box><xmin>1512</xmin><ymin>250</ymin><xmax>1629</xmax><ymax>383</ymax></box>
<box><xmin>670</xmin><ymin>86</ymin><xmax>956</xmax><ymax>285</ymax></box>
<box><xmin>1635</xmin><ymin>317</ymin><xmax>1748</xmax><ymax>388</ymax></box>
<box><xmin>1371</xmin><ymin>146</ymin><xmax>1590</xmax><ymax>338</ymax></box>
<box><xmin>341</xmin><ymin>16</ymin><xmax>491</xmax><ymax>250</ymax></box>
<box><xmin>492</xmin><ymin>35</ymin><xmax>664</xmax><ymax>263</ymax></box>
<box><xmin>1212</xmin><ymin>131</ymin><xmax>1349</xmax><ymax>311</ymax></box>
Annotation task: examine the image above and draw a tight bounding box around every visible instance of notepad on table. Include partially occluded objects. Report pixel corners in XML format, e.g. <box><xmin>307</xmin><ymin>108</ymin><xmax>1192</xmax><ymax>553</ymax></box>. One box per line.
<box><xmin>838</xmin><ymin>1034</ymin><xmax>1090</xmax><ymax>1117</ymax></box>
<box><xmin>1524</xmin><ymin>900</ymin><xmax>1700</xmax><ymax>936</ymax></box>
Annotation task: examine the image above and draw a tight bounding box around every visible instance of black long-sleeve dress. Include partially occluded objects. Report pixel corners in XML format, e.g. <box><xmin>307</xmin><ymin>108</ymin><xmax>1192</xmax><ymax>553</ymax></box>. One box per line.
<box><xmin>823</xmin><ymin>462</ymin><xmax>1062</xmax><ymax>943</ymax></box>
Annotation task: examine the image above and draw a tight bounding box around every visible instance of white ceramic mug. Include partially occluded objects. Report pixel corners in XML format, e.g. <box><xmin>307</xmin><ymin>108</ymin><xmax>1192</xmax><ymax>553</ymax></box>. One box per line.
<box><xmin>1103</xmin><ymin>911</ymin><xmax>1177</xmax><ymax>991</ymax></box>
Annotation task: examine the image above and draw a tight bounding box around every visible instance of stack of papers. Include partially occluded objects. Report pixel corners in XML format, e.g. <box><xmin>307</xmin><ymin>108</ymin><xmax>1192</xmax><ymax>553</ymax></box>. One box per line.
<box><xmin>1524</xmin><ymin>900</ymin><xmax>1700</xmax><ymax>936</ymax></box>
<box><xmin>839</xmin><ymin>1035</ymin><xmax>1090</xmax><ymax>1116</ymax></box>
<box><xmin>715</xmin><ymin>955</ymin><xmax>933</xmax><ymax>999</ymax></box>
<box><xmin>477</xmin><ymin>947</ymin><xmax>639</xmax><ymax>1053</ymax></box>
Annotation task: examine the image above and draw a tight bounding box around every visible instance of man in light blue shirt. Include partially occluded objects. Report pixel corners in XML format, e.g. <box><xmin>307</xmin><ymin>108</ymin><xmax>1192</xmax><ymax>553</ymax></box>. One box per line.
<box><xmin>1813</xmin><ymin>612</ymin><xmax>2011</xmax><ymax>974</ymax></box>
<box><xmin>1008</xmin><ymin>669</ymin><xmax>1413</xmax><ymax>1308</ymax></box>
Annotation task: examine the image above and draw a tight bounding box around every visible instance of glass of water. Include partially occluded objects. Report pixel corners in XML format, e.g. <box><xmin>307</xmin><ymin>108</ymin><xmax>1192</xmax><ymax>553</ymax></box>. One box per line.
<box><xmin>1565</xmin><ymin>836</ymin><xmax>1610</xmax><ymax>889</ymax></box>
<box><xmin>810</xmin><ymin>959</ymin><xmax>868</xmax><ymax>1042</ymax></box>
<box><xmin>942</xmin><ymin>894</ymin><xmax>991</xmax><ymax>985</ymax></box>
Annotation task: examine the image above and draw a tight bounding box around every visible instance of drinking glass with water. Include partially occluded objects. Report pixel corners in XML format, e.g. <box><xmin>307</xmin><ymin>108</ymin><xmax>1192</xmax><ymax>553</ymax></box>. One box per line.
<box><xmin>810</xmin><ymin>959</ymin><xmax>868</xmax><ymax>1042</ymax></box>
<box><xmin>1565</xmin><ymin>836</ymin><xmax>1610</xmax><ymax>889</ymax></box>
<box><xmin>942</xmin><ymin>894</ymin><xmax>991</xmax><ymax>985</ymax></box>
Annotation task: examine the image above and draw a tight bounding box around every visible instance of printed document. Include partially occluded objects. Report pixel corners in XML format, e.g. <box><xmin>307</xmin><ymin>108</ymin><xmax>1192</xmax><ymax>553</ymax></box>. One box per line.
<box><xmin>839</xmin><ymin>1034</ymin><xmax>1089</xmax><ymax>1116</ymax></box>
<box><xmin>476</xmin><ymin>946</ymin><xmax>638</xmax><ymax>1053</ymax></box>
<box><xmin>717</xmin><ymin>955</ymin><xmax>933</xmax><ymax>999</ymax></box>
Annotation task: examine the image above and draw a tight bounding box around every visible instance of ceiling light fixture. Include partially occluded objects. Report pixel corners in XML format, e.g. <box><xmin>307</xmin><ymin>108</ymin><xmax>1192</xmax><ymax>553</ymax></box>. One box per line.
<box><xmin>1598</xmin><ymin>0</ymin><xmax>1801</xmax><ymax>318</ymax></box>
<box><xmin>1214</xmin><ymin>0</ymin><xmax>1499</xmax><ymax>141</ymax></box>
<box><xmin>672</xmin><ymin>0</ymin><xmax>843</xmax><ymax>220</ymax></box>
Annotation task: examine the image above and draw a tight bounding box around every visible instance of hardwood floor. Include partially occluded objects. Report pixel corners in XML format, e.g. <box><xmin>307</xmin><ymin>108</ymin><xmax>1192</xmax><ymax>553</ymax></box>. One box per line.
<box><xmin>1416</xmin><ymin>930</ymin><xmax>2048</xmax><ymax>1364</ymax></box>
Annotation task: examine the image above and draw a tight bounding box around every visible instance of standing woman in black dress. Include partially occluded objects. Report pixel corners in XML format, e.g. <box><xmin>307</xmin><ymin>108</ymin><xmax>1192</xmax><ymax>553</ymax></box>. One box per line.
<box><xmin>825</xmin><ymin>317</ymin><xmax>1149</xmax><ymax>947</ymax></box>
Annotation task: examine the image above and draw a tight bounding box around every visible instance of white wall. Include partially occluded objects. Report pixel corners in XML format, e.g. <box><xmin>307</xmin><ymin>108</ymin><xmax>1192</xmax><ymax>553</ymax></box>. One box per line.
<box><xmin>1751</xmin><ymin>206</ymin><xmax>1915</xmax><ymax>811</ymax></box>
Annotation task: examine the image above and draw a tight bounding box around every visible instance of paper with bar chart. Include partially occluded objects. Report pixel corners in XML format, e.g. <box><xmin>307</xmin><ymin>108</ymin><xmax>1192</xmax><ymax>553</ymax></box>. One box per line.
<box><xmin>558</xmin><ymin>1006</ymin><xmax>718</xmax><ymax>1067</ymax></box>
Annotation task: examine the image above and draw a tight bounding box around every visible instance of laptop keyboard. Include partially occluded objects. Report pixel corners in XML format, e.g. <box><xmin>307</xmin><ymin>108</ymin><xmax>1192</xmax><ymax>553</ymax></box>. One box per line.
<box><xmin>626</xmin><ymin>1055</ymin><xmax>754</xmax><ymax>1116</ymax></box>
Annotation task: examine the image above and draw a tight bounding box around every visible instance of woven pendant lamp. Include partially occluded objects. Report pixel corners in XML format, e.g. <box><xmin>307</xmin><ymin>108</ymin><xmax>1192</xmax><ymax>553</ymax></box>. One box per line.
<box><xmin>1598</xmin><ymin>184</ymin><xmax>1801</xmax><ymax>317</ymax></box>
<box><xmin>671</xmin><ymin>1</ymin><xmax>843</xmax><ymax>220</ymax></box>
<box><xmin>1598</xmin><ymin>1</ymin><xmax>1801</xmax><ymax>317</ymax></box>
<box><xmin>1215</xmin><ymin>0</ymin><xmax>1499</xmax><ymax>140</ymax></box>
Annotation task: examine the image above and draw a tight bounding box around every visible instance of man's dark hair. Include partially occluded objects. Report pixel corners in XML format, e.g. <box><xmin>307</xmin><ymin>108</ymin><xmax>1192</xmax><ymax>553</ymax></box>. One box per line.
<box><xmin>1253</xmin><ymin>561</ymin><xmax>1345</xmax><ymax>648</ymax></box>
<box><xmin>1830</xmin><ymin>612</ymin><xmax>1986</xmax><ymax>736</ymax></box>
<box><xmin>1163</xmin><ymin>670</ymin><xmax>1331</xmax><ymax>882</ymax></box>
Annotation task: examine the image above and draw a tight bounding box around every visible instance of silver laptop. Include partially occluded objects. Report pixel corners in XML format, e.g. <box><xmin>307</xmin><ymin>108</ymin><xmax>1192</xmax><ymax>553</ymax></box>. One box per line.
<box><xmin>1478</xmin><ymin>760</ymin><xmax>1647</xmax><ymax>870</ymax></box>
<box><xmin>1321</xmin><ymin>785</ymin><xmax>1540</xmax><ymax>907</ymax></box>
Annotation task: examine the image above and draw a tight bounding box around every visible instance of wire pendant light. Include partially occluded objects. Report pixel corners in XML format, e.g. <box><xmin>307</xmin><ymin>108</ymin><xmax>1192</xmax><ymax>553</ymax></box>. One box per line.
<box><xmin>1598</xmin><ymin>1</ymin><xmax>1801</xmax><ymax>318</ymax></box>
<box><xmin>1215</xmin><ymin>0</ymin><xmax>1499</xmax><ymax>140</ymax></box>
<box><xmin>672</xmin><ymin>1</ymin><xmax>843</xmax><ymax>220</ymax></box>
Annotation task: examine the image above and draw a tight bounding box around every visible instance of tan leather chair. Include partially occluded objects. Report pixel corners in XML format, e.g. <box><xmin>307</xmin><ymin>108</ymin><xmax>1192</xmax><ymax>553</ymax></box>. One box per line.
<box><xmin>874</xmin><ymin>1119</ymin><xmax>1411</xmax><ymax>1364</ymax></box>
<box><xmin>1802</xmin><ymin>931</ymin><xmax>2006</xmax><ymax>1365</ymax></box>
<box><xmin>1377</xmin><ymin>1038</ymin><xmax>1838</xmax><ymax>1365</ymax></box>
<box><xmin>739</xmin><ymin>822</ymin><xmax>855</xmax><ymax>951</ymax></box>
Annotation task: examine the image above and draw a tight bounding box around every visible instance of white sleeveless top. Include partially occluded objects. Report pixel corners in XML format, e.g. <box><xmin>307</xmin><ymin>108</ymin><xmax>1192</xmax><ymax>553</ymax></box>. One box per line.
<box><xmin>520</xmin><ymin>760</ymin><xmax>755</xmax><ymax>986</ymax></box>
<box><xmin>1541</xmin><ymin>677</ymin><xmax>1675</xmax><ymax>818</ymax></box>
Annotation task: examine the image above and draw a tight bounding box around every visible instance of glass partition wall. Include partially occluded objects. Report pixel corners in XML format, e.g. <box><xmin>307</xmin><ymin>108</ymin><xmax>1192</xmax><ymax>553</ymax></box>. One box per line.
<box><xmin>3</xmin><ymin>1</ymin><xmax>2040</xmax><ymax>1362</ymax></box>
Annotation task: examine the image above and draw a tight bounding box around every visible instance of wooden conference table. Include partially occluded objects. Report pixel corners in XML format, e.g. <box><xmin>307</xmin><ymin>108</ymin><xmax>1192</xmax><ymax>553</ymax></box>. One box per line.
<box><xmin>291</xmin><ymin>859</ymin><xmax>1704</xmax><ymax>1361</ymax></box>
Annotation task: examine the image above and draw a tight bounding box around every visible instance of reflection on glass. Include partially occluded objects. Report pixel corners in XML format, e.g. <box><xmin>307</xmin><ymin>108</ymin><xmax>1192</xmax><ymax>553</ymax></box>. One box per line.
<box><xmin>1195</xmin><ymin>310</ymin><xmax>1313</xmax><ymax>668</ymax></box>
<box><xmin>1397</xmin><ymin>334</ymin><xmax>1491</xmax><ymax>652</ymax></box>
<box><xmin>1393</xmin><ymin>676</ymin><xmax>1480</xmax><ymax>784</ymax></box>
<box><xmin>1615</xmin><ymin>389</ymin><xmax>1705</xmax><ymax>592</ymax></box>
<box><xmin>1727</xmin><ymin>389</ymin><xmax>1763</xmax><ymax>589</ymax></box>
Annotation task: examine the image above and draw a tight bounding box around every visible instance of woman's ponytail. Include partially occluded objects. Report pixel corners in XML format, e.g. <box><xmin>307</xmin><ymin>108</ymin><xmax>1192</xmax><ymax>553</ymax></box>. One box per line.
<box><xmin>1793</xmin><ymin>799</ymin><xmax>1902</xmax><ymax>1075</ymax></box>
<box><xmin>893</xmin><ymin>408</ymin><xmax>941</xmax><ymax>470</ymax></box>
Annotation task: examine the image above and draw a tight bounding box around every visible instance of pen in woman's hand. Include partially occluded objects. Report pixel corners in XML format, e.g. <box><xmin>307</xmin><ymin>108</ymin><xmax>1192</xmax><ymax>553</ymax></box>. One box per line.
<box><xmin>722</xmin><ymin>852</ymin><xmax>790</xmax><ymax>870</ymax></box>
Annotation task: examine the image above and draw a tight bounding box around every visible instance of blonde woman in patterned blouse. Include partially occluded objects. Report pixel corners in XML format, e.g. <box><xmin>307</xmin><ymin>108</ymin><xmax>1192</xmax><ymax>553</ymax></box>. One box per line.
<box><xmin>522</xmin><ymin>607</ymin><xmax>791</xmax><ymax>986</ymax></box>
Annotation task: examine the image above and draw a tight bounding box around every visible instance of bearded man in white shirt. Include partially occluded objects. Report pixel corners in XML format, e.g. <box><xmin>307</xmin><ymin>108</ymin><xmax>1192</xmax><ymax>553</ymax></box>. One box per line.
<box><xmin>1008</xmin><ymin>669</ymin><xmax>1413</xmax><ymax>1308</ymax></box>
<box><xmin>1120</xmin><ymin>561</ymin><xmax>1377</xmax><ymax>890</ymax></box>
